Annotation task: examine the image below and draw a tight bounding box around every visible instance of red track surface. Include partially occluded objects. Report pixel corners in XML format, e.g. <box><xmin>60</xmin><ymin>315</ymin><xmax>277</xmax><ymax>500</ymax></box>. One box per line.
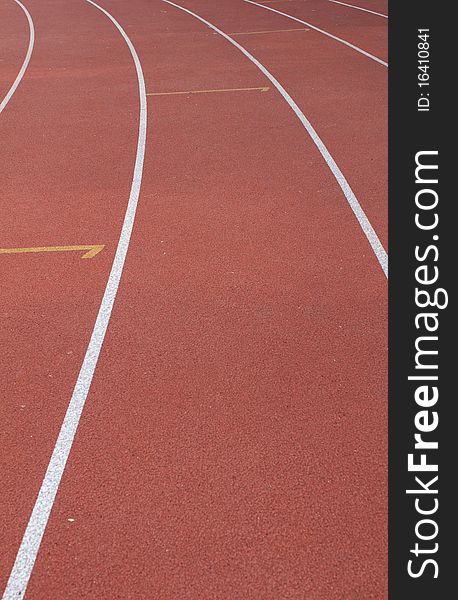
<box><xmin>0</xmin><ymin>0</ymin><xmax>29</xmax><ymax>101</ymax></box>
<box><xmin>329</xmin><ymin>0</ymin><xmax>388</xmax><ymax>14</ymax></box>
<box><xmin>1</xmin><ymin>0</ymin><xmax>387</xmax><ymax>598</ymax></box>
<box><xmin>246</xmin><ymin>0</ymin><xmax>388</xmax><ymax>63</ymax></box>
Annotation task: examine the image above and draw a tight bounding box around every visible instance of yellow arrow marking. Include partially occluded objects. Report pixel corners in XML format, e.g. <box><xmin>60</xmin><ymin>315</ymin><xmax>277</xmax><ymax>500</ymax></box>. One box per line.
<box><xmin>147</xmin><ymin>86</ymin><xmax>269</xmax><ymax>97</ymax></box>
<box><xmin>0</xmin><ymin>244</ymin><xmax>105</xmax><ymax>259</ymax></box>
<box><xmin>229</xmin><ymin>28</ymin><xmax>309</xmax><ymax>36</ymax></box>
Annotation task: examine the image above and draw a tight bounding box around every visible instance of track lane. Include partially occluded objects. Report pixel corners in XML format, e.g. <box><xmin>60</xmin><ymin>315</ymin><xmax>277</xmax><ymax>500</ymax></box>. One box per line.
<box><xmin>168</xmin><ymin>0</ymin><xmax>388</xmax><ymax>248</ymax></box>
<box><xmin>246</xmin><ymin>0</ymin><xmax>388</xmax><ymax>64</ymax></box>
<box><xmin>161</xmin><ymin>0</ymin><xmax>386</xmax><ymax>275</ymax></box>
<box><xmin>2</xmin><ymin>0</ymin><xmax>147</xmax><ymax>595</ymax></box>
<box><xmin>19</xmin><ymin>0</ymin><xmax>386</xmax><ymax>598</ymax></box>
<box><xmin>326</xmin><ymin>1</ymin><xmax>388</xmax><ymax>19</ymax></box>
<box><xmin>0</xmin><ymin>0</ymin><xmax>141</xmax><ymax>594</ymax></box>
<box><xmin>0</xmin><ymin>0</ymin><xmax>34</xmax><ymax>113</ymax></box>
<box><xmin>329</xmin><ymin>0</ymin><xmax>388</xmax><ymax>12</ymax></box>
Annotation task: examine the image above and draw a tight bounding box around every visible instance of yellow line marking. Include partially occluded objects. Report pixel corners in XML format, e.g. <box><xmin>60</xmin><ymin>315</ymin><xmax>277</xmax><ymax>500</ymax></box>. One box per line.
<box><xmin>147</xmin><ymin>86</ymin><xmax>269</xmax><ymax>96</ymax></box>
<box><xmin>0</xmin><ymin>244</ymin><xmax>105</xmax><ymax>259</ymax></box>
<box><xmin>229</xmin><ymin>28</ymin><xmax>309</xmax><ymax>36</ymax></box>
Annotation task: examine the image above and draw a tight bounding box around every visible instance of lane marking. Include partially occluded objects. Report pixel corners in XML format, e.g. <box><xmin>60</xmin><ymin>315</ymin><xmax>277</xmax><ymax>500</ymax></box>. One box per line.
<box><xmin>0</xmin><ymin>0</ymin><xmax>34</xmax><ymax>114</ymax></box>
<box><xmin>147</xmin><ymin>86</ymin><xmax>269</xmax><ymax>96</ymax></box>
<box><xmin>161</xmin><ymin>0</ymin><xmax>387</xmax><ymax>276</ymax></box>
<box><xmin>0</xmin><ymin>245</ymin><xmax>105</xmax><ymax>259</ymax></box>
<box><xmin>1</xmin><ymin>1</ymin><xmax>147</xmax><ymax>598</ymax></box>
<box><xmin>229</xmin><ymin>27</ymin><xmax>309</xmax><ymax>35</ymax></box>
<box><xmin>328</xmin><ymin>0</ymin><xmax>388</xmax><ymax>19</ymax></box>
<box><xmin>244</xmin><ymin>0</ymin><xmax>388</xmax><ymax>67</ymax></box>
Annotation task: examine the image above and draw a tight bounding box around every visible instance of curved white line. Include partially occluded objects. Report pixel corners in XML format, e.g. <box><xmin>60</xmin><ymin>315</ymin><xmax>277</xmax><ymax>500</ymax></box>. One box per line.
<box><xmin>161</xmin><ymin>0</ymin><xmax>387</xmax><ymax>276</ymax></box>
<box><xmin>328</xmin><ymin>0</ymin><xmax>388</xmax><ymax>19</ymax></box>
<box><xmin>1</xmin><ymin>1</ymin><xmax>147</xmax><ymax>598</ymax></box>
<box><xmin>0</xmin><ymin>0</ymin><xmax>34</xmax><ymax>115</ymax></box>
<box><xmin>244</xmin><ymin>0</ymin><xmax>388</xmax><ymax>67</ymax></box>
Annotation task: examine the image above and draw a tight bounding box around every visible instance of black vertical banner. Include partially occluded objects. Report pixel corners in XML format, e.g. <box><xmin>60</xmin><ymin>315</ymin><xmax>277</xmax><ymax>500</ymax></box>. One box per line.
<box><xmin>389</xmin><ymin>1</ymin><xmax>453</xmax><ymax>599</ymax></box>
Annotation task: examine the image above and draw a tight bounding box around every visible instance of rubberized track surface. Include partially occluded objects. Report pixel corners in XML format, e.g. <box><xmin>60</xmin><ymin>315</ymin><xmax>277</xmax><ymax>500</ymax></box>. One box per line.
<box><xmin>1</xmin><ymin>1</ymin><xmax>387</xmax><ymax>598</ymax></box>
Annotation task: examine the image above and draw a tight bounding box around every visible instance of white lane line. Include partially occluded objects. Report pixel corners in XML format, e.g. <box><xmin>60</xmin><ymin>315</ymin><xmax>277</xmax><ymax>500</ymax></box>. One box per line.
<box><xmin>0</xmin><ymin>0</ymin><xmax>34</xmax><ymax>115</ymax></box>
<box><xmin>1</xmin><ymin>1</ymin><xmax>147</xmax><ymax>598</ymax></box>
<box><xmin>327</xmin><ymin>0</ymin><xmax>388</xmax><ymax>19</ymax></box>
<box><xmin>161</xmin><ymin>0</ymin><xmax>387</xmax><ymax>277</ymax></box>
<box><xmin>244</xmin><ymin>0</ymin><xmax>388</xmax><ymax>67</ymax></box>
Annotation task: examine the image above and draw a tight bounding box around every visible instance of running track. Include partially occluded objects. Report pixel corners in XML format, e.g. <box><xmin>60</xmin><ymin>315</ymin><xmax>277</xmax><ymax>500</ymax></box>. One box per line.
<box><xmin>0</xmin><ymin>1</ymin><xmax>387</xmax><ymax>598</ymax></box>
